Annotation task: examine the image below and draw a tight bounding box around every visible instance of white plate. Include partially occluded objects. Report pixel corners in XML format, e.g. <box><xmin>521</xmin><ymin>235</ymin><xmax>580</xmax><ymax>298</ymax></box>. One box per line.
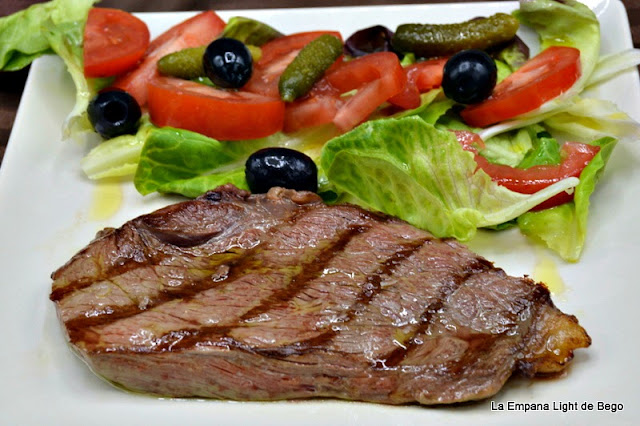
<box><xmin>1</xmin><ymin>1</ymin><xmax>638</xmax><ymax>424</ymax></box>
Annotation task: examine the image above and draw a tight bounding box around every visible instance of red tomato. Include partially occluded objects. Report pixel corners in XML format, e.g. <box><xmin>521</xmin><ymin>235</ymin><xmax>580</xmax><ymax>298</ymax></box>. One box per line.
<box><xmin>452</xmin><ymin>130</ymin><xmax>485</xmax><ymax>151</ymax></box>
<box><xmin>454</xmin><ymin>131</ymin><xmax>599</xmax><ymax>210</ymax></box>
<box><xmin>244</xmin><ymin>31</ymin><xmax>343</xmax><ymax>98</ymax></box>
<box><xmin>283</xmin><ymin>95</ymin><xmax>340</xmax><ymax>133</ymax></box>
<box><xmin>284</xmin><ymin>52</ymin><xmax>406</xmax><ymax>133</ymax></box>
<box><xmin>258</xmin><ymin>31</ymin><xmax>343</xmax><ymax>66</ymax></box>
<box><xmin>83</xmin><ymin>8</ymin><xmax>150</xmax><ymax>78</ymax></box>
<box><xmin>461</xmin><ymin>46</ymin><xmax>581</xmax><ymax>128</ymax></box>
<box><xmin>388</xmin><ymin>58</ymin><xmax>447</xmax><ymax>109</ymax></box>
<box><xmin>147</xmin><ymin>77</ymin><xmax>285</xmax><ymax>140</ymax></box>
<box><xmin>111</xmin><ymin>11</ymin><xmax>225</xmax><ymax>106</ymax></box>
<box><xmin>326</xmin><ymin>52</ymin><xmax>406</xmax><ymax>131</ymax></box>
<box><xmin>244</xmin><ymin>50</ymin><xmax>300</xmax><ymax>98</ymax></box>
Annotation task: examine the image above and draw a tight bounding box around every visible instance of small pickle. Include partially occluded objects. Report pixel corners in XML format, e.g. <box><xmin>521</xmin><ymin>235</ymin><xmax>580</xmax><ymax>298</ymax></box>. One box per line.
<box><xmin>157</xmin><ymin>46</ymin><xmax>206</xmax><ymax>79</ymax></box>
<box><xmin>221</xmin><ymin>16</ymin><xmax>283</xmax><ymax>46</ymax></box>
<box><xmin>279</xmin><ymin>34</ymin><xmax>343</xmax><ymax>102</ymax></box>
<box><xmin>391</xmin><ymin>13</ymin><xmax>519</xmax><ymax>58</ymax></box>
<box><xmin>157</xmin><ymin>44</ymin><xmax>262</xmax><ymax>80</ymax></box>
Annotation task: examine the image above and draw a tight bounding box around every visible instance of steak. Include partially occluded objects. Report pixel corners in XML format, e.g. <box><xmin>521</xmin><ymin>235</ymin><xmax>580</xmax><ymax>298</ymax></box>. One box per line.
<box><xmin>50</xmin><ymin>184</ymin><xmax>590</xmax><ymax>404</ymax></box>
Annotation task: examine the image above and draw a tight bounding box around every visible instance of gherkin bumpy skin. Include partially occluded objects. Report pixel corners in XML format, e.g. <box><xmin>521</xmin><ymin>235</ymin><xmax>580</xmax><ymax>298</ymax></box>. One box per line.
<box><xmin>157</xmin><ymin>46</ymin><xmax>207</xmax><ymax>79</ymax></box>
<box><xmin>279</xmin><ymin>34</ymin><xmax>343</xmax><ymax>102</ymax></box>
<box><xmin>221</xmin><ymin>16</ymin><xmax>284</xmax><ymax>46</ymax></box>
<box><xmin>157</xmin><ymin>44</ymin><xmax>262</xmax><ymax>80</ymax></box>
<box><xmin>391</xmin><ymin>13</ymin><xmax>519</xmax><ymax>58</ymax></box>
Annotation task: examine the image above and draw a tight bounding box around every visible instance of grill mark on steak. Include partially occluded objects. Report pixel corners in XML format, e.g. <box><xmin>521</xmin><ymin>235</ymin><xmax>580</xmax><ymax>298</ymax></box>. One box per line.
<box><xmin>51</xmin><ymin>186</ymin><xmax>318</xmax><ymax>303</ymax></box>
<box><xmin>49</xmin><ymin>225</ymin><xmax>146</xmax><ymax>302</ymax></box>
<box><xmin>287</xmin><ymin>239</ymin><xmax>496</xmax><ymax>367</ymax></box>
<box><xmin>50</xmin><ymin>186</ymin><xmax>591</xmax><ymax>404</ymax></box>
<box><xmin>381</xmin><ymin>258</ymin><xmax>493</xmax><ymax>368</ymax></box>
<box><xmin>69</xmin><ymin>205</ymin><xmax>377</xmax><ymax>351</ymax></box>
<box><xmin>227</xmin><ymin>236</ymin><xmax>432</xmax><ymax>355</ymax></box>
<box><xmin>153</xmin><ymin>224</ymin><xmax>429</xmax><ymax>353</ymax></box>
<box><xmin>380</xmin><ymin>271</ymin><xmax>557</xmax><ymax>403</ymax></box>
<box><xmin>236</xmin><ymin>225</ymin><xmax>373</xmax><ymax>322</ymax></box>
<box><xmin>57</xmin><ymin>261</ymin><xmax>238</xmax><ymax>324</ymax></box>
<box><xmin>60</xmin><ymin>203</ymin><xmax>321</xmax><ymax>331</ymax></box>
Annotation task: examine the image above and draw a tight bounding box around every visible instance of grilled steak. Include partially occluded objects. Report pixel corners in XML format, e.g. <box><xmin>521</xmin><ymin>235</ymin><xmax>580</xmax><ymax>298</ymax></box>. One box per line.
<box><xmin>50</xmin><ymin>184</ymin><xmax>590</xmax><ymax>404</ymax></box>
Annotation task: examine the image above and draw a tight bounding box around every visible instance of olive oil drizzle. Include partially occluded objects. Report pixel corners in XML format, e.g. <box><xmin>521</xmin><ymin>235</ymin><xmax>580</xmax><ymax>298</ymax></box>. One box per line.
<box><xmin>88</xmin><ymin>179</ymin><xmax>123</xmax><ymax>221</ymax></box>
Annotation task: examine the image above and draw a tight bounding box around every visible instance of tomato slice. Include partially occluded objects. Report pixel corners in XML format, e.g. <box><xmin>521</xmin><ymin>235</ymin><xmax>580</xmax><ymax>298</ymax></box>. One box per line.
<box><xmin>244</xmin><ymin>50</ymin><xmax>300</xmax><ymax>98</ymax></box>
<box><xmin>326</xmin><ymin>52</ymin><xmax>406</xmax><ymax>131</ymax></box>
<box><xmin>388</xmin><ymin>58</ymin><xmax>447</xmax><ymax>110</ymax></box>
<box><xmin>454</xmin><ymin>131</ymin><xmax>599</xmax><ymax>210</ymax></box>
<box><xmin>244</xmin><ymin>31</ymin><xmax>343</xmax><ymax>98</ymax></box>
<box><xmin>147</xmin><ymin>77</ymin><xmax>285</xmax><ymax>140</ymax></box>
<box><xmin>283</xmin><ymin>52</ymin><xmax>406</xmax><ymax>133</ymax></box>
<box><xmin>83</xmin><ymin>8</ymin><xmax>150</xmax><ymax>78</ymax></box>
<box><xmin>283</xmin><ymin>95</ymin><xmax>341</xmax><ymax>133</ymax></box>
<box><xmin>258</xmin><ymin>31</ymin><xmax>343</xmax><ymax>66</ymax></box>
<box><xmin>111</xmin><ymin>11</ymin><xmax>225</xmax><ymax>106</ymax></box>
<box><xmin>461</xmin><ymin>46</ymin><xmax>581</xmax><ymax>128</ymax></box>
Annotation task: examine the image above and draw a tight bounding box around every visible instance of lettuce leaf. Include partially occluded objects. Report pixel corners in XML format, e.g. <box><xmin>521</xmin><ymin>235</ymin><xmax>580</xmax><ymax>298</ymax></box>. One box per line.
<box><xmin>480</xmin><ymin>0</ymin><xmax>601</xmax><ymax>140</ymax></box>
<box><xmin>587</xmin><ymin>48</ymin><xmax>640</xmax><ymax>89</ymax></box>
<box><xmin>320</xmin><ymin>116</ymin><xmax>579</xmax><ymax>241</ymax></box>
<box><xmin>514</xmin><ymin>0</ymin><xmax>600</xmax><ymax>102</ymax></box>
<box><xmin>479</xmin><ymin>126</ymin><xmax>538</xmax><ymax>167</ymax></box>
<box><xmin>544</xmin><ymin>97</ymin><xmax>640</xmax><ymax>143</ymax></box>
<box><xmin>43</xmin><ymin>20</ymin><xmax>110</xmax><ymax>139</ymax></box>
<box><xmin>81</xmin><ymin>117</ymin><xmax>154</xmax><ymax>179</ymax></box>
<box><xmin>134</xmin><ymin>127</ymin><xmax>258</xmax><ymax>196</ymax></box>
<box><xmin>389</xmin><ymin>89</ymin><xmax>452</xmax><ymax>122</ymax></box>
<box><xmin>0</xmin><ymin>0</ymin><xmax>96</xmax><ymax>71</ymax></box>
<box><xmin>517</xmin><ymin>137</ymin><xmax>616</xmax><ymax>261</ymax></box>
<box><xmin>0</xmin><ymin>0</ymin><xmax>102</xmax><ymax>139</ymax></box>
<box><xmin>133</xmin><ymin>125</ymin><xmax>338</xmax><ymax>197</ymax></box>
<box><xmin>517</xmin><ymin>131</ymin><xmax>561</xmax><ymax>168</ymax></box>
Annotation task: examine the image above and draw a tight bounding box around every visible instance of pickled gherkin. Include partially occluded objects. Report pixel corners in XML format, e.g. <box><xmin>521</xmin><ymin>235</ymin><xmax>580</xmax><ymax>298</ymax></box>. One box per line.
<box><xmin>157</xmin><ymin>46</ymin><xmax>207</xmax><ymax>80</ymax></box>
<box><xmin>391</xmin><ymin>13</ymin><xmax>519</xmax><ymax>58</ymax></box>
<box><xmin>221</xmin><ymin>16</ymin><xmax>283</xmax><ymax>46</ymax></box>
<box><xmin>279</xmin><ymin>34</ymin><xmax>343</xmax><ymax>102</ymax></box>
<box><xmin>157</xmin><ymin>44</ymin><xmax>262</xmax><ymax>80</ymax></box>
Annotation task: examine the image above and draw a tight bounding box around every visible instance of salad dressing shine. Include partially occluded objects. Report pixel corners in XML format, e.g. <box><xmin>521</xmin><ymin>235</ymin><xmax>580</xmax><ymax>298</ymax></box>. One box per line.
<box><xmin>88</xmin><ymin>179</ymin><xmax>123</xmax><ymax>221</ymax></box>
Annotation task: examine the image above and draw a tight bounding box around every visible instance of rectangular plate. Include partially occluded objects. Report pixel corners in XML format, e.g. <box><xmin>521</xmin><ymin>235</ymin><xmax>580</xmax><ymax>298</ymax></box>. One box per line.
<box><xmin>0</xmin><ymin>1</ymin><xmax>638</xmax><ymax>424</ymax></box>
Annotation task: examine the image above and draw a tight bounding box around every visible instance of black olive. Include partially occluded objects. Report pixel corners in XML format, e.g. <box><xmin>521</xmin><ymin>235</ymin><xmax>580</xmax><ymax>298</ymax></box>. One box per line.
<box><xmin>203</xmin><ymin>38</ymin><xmax>253</xmax><ymax>89</ymax></box>
<box><xmin>442</xmin><ymin>49</ymin><xmax>497</xmax><ymax>104</ymax></box>
<box><xmin>87</xmin><ymin>89</ymin><xmax>141</xmax><ymax>139</ymax></box>
<box><xmin>245</xmin><ymin>148</ymin><xmax>318</xmax><ymax>194</ymax></box>
<box><xmin>344</xmin><ymin>25</ymin><xmax>397</xmax><ymax>58</ymax></box>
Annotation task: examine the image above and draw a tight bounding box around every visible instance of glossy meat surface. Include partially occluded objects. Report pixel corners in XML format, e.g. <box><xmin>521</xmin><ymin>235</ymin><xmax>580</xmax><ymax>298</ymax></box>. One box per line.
<box><xmin>50</xmin><ymin>184</ymin><xmax>590</xmax><ymax>404</ymax></box>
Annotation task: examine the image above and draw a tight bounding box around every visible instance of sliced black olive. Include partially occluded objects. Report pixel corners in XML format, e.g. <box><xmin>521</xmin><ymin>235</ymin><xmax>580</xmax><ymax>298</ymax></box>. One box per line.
<box><xmin>245</xmin><ymin>147</ymin><xmax>318</xmax><ymax>194</ymax></box>
<box><xmin>442</xmin><ymin>49</ymin><xmax>497</xmax><ymax>104</ymax></box>
<box><xmin>87</xmin><ymin>89</ymin><xmax>141</xmax><ymax>139</ymax></box>
<box><xmin>203</xmin><ymin>37</ymin><xmax>253</xmax><ymax>89</ymax></box>
<box><xmin>344</xmin><ymin>25</ymin><xmax>396</xmax><ymax>57</ymax></box>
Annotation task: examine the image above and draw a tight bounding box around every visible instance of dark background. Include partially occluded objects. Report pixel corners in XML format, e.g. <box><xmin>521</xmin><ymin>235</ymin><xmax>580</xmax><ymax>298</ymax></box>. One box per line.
<box><xmin>1</xmin><ymin>0</ymin><xmax>639</xmax><ymax>166</ymax></box>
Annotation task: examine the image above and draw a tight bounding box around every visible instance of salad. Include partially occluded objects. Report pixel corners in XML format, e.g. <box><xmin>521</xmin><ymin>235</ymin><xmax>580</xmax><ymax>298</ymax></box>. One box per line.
<box><xmin>1</xmin><ymin>0</ymin><xmax>639</xmax><ymax>262</ymax></box>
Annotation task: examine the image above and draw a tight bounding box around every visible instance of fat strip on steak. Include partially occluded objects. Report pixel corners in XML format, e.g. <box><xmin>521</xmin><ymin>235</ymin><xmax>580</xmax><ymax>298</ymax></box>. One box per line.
<box><xmin>50</xmin><ymin>184</ymin><xmax>590</xmax><ymax>404</ymax></box>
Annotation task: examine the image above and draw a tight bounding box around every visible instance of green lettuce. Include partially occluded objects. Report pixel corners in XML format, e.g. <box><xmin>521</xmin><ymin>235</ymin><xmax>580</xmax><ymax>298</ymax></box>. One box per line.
<box><xmin>587</xmin><ymin>48</ymin><xmax>640</xmax><ymax>89</ymax></box>
<box><xmin>81</xmin><ymin>117</ymin><xmax>154</xmax><ymax>179</ymax></box>
<box><xmin>0</xmin><ymin>0</ymin><xmax>102</xmax><ymax>139</ymax></box>
<box><xmin>0</xmin><ymin>0</ymin><xmax>96</xmax><ymax>71</ymax></box>
<box><xmin>517</xmin><ymin>137</ymin><xmax>617</xmax><ymax>261</ymax></box>
<box><xmin>479</xmin><ymin>126</ymin><xmax>539</xmax><ymax>167</ymax></box>
<box><xmin>134</xmin><ymin>125</ymin><xmax>339</xmax><ymax>197</ymax></box>
<box><xmin>517</xmin><ymin>131</ymin><xmax>561</xmax><ymax>168</ymax></box>
<box><xmin>220</xmin><ymin>16</ymin><xmax>283</xmax><ymax>46</ymax></box>
<box><xmin>320</xmin><ymin>116</ymin><xmax>579</xmax><ymax>241</ymax></box>
<box><xmin>544</xmin><ymin>97</ymin><xmax>640</xmax><ymax>143</ymax></box>
<box><xmin>481</xmin><ymin>0</ymin><xmax>601</xmax><ymax>140</ymax></box>
<box><xmin>389</xmin><ymin>89</ymin><xmax>454</xmax><ymax>123</ymax></box>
